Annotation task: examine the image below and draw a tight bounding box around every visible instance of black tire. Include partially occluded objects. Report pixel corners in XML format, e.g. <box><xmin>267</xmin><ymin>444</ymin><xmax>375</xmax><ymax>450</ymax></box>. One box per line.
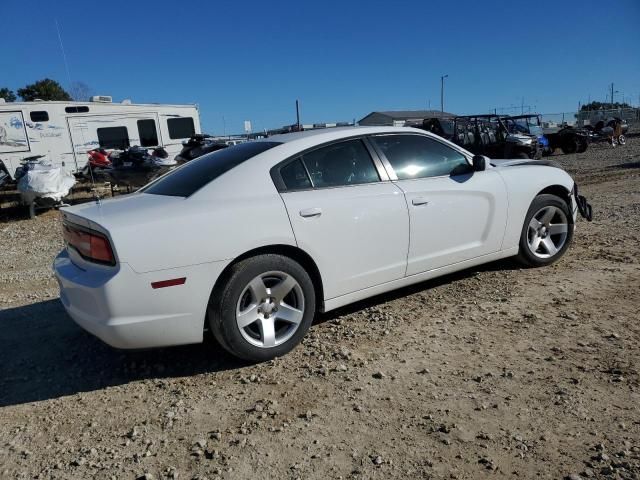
<box><xmin>516</xmin><ymin>194</ymin><xmax>574</xmax><ymax>268</ymax></box>
<box><xmin>514</xmin><ymin>152</ymin><xmax>530</xmax><ymax>159</ymax></box>
<box><xmin>576</xmin><ymin>139</ymin><xmax>588</xmax><ymax>153</ymax></box>
<box><xmin>208</xmin><ymin>254</ymin><xmax>316</xmax><ymax>362</ymax></box>
<box><xmin>561</xmin><ymin>138</ymin><xmax>578</xmax><ymax>154</ymax></box>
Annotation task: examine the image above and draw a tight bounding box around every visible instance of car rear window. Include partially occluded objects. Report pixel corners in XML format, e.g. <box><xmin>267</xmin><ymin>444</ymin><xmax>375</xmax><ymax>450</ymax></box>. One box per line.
<box><xmin>142</xmin><ymin>141</ymin><xmax>282</xmax><ymax>197</ymax></box>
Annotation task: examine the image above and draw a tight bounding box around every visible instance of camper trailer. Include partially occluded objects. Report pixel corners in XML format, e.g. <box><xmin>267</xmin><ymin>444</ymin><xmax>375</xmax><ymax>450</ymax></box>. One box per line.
<box><xmin>0</xmin><ymin>97</ymin><xmax>201</xmax><ymax>180</ymax></box>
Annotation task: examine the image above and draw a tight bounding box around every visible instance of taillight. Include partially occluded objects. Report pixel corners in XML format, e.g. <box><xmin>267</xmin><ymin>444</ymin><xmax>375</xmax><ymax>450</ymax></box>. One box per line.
<box><xmin>63</xmin><ymin>223</ymin><xmax>115</xmax><ymax>266</ymax></box>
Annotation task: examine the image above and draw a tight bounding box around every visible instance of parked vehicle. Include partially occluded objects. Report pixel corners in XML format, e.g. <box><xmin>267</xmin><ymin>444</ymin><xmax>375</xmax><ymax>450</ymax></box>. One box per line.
<box><xmin>502</xmin><ymin>114</ymin><xmax>589</xmax><ymax>155</ymax></box>
<box><xmin>82</xmin><ymin>146</ymin><xmax>178</xmax><ymax>188</ymax></box>
<box><xmin>502</xmin><ymin>115</ymin><xmax>551</xmax><ymax>155</ymax></box>
<box><xmin>419</xmin><ymin>114</ymin><xmax>541</xmax><ymax>159</ymax></box>
<box><xmin>0</xmin><ymin>98</ymin><xmax>201</xmax><ymax>181</ymax></box>
<box><xmin>54</xmin><ymin>126</ymin><xmax>592</xmax><ymax>362</ymax></box>
<box><xmin>15</xmin><ymin>156</ymin><xmax>76</xmax><ymax>218</ymax></box>
<box><xmin>584</xmin><ymin>117</ymin><xmax>628</xmax><ymax>146</ymax></box>
<box><xmin>544</xmin><ymin>125</ymin><xmax>589</xmax><ymax>155</ymax></box>
<box><xmin>175</xmin><ymin>134</ymin><xmax>228</xmax><ymax>162</ymax></box>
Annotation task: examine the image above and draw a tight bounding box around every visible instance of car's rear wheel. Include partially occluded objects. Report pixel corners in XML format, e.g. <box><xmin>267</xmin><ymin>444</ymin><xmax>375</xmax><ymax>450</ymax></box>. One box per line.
<box><xmin>208</xmin><ymin>254</ymin><xmax>315</xmax><ymax>362</ymax></box>
<box><xmin>516</xmin><ymin>194</ymin><xmax>573</xmax><ymax>267</ymax></box>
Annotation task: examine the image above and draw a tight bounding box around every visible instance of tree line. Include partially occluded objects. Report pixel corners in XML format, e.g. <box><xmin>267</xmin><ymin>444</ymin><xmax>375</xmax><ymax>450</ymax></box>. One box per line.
<box><xmin>580</xmin><ymin>101</ymin><xmax>633</xmax><ymax>111</ymax></box>
<box><xmin>1</xmin><ymin>79</ymin><xmax>92</xmax><ymax>102</ymax></box>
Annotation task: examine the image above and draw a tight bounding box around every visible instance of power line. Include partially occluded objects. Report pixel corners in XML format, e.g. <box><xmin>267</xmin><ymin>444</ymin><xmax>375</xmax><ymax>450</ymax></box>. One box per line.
<box><xmin>55</xmin><ymin>19</ymin><xmax>73</xmax><ymax>89</ymax></box>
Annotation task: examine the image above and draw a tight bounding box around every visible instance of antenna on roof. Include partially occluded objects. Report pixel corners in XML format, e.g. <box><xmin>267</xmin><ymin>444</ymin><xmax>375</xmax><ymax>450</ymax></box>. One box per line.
<box><xmin>55</xmin><ymin>19</ymin><xmax>73</xmax><ymax>89</ymax></box>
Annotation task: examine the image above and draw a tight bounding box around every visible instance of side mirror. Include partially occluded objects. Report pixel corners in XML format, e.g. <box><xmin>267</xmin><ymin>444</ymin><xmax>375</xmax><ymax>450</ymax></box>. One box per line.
<box><xmin>472</xmin><ymin>155</ymin><xmax>487</xmax><ymax>171</ymax></box>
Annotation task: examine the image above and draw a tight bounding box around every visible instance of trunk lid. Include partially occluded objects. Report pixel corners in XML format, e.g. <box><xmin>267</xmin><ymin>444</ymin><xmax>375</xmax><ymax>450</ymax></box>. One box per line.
<box><xmin>60</xmin><ymin>193</ymin><xmax>190</xmax><ymax>272</ymax></box>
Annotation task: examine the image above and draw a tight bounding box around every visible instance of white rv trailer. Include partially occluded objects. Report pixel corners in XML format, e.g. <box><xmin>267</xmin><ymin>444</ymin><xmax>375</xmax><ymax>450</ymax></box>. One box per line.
<box><xmin>0</xmin><ymin>97</ymin><xmax>201</xmax><ymax>179</ymax></box>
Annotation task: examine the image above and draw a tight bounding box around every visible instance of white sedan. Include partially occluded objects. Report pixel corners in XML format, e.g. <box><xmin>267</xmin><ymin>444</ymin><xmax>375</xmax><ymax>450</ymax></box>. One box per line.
<box><xmin>54</xmin><ymin>127</ymin><xmax>592</xmax><ymax>361</ymax></box>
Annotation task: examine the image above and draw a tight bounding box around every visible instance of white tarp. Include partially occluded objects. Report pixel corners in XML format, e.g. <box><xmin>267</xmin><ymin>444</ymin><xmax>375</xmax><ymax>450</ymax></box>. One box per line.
<box><xmin>17</xmin><ymin>161</ymin><xmax>76</xmax><ymax>203</ymax></box>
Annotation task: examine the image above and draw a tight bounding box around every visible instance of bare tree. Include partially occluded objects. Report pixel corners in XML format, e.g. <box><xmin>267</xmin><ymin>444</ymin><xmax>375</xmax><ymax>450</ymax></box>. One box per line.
<box><xmin>69</xmin><ymin>81</ymin><xmax>93</xmax><ymax>102</ymax></box>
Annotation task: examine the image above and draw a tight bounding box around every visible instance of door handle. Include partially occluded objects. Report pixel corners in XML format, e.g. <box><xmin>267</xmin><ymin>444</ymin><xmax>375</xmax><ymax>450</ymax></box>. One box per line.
<box><xmin>411</xmin><ymin>197</ymin><xmax>429</xmax><ymax>206</ymax></box>
<box><xmin>299</xmin><ymin>207</ymin><xmax>322</xmax><ymax>218</ymax></box>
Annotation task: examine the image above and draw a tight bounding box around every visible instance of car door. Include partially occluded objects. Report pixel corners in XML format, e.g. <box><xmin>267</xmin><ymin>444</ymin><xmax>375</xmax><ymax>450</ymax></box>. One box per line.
<box><xmin>371</xmin><ymin>133</ymin><xmax>507</xmax><ymax>276</ymax></box>
<box><xmin>275</xmin><ymin>138</ymin><xmax>409</xmax><ymax>300</ymax></box>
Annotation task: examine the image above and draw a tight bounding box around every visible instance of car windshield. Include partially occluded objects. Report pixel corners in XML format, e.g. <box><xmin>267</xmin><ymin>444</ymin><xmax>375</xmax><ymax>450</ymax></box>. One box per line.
<box><xmin>511</xmin><ymin>117</ymin><xmax>543</xmax><ymax>136</ymax></box>
<box><xmin>142</xmin><ymin>141</ymin><xmax>281</xmax><ymax>197</ymax></box>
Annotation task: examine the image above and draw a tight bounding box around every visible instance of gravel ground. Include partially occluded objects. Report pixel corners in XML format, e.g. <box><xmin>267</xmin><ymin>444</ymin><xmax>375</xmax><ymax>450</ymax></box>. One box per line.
<box><xmin>0</xmin><ymin>137</ymin><xmax>639</xmax><ymax>480</ymax></box>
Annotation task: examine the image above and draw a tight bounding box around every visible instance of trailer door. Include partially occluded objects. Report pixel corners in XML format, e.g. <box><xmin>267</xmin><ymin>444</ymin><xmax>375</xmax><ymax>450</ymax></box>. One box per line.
<box><xmin>0</xmin><ymin>111</ymin><xmax>30</xmax><ymax>153</ymax></box>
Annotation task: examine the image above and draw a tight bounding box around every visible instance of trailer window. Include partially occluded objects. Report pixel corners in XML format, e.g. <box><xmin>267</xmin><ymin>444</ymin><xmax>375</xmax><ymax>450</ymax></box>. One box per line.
<box><xmin>137</xmin><ymin>119</ymin><xmax>159</xmax><ymax>147</ymax></box>
<box><xmin>65</xmin><ymin>106</ymin><xmax>90</xmax><ymax>113</ymax></box>
<box><xmin>30</xmin><ymin>111</ymin><xmax>49</xmax><ymax>122</ymax></box>
<box><xmin>167</xmin><ymin>117</ymin><xmax>195</xmax><ymax>139</ymax></box>
<box><xmin>97</xmin><ymin>126</ymin><xmax>130</xmax><ymax>150</ymax></box>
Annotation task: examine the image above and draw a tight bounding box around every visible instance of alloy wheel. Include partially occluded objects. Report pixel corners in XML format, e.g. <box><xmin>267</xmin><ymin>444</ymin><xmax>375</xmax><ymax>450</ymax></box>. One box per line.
<box><xmin>235</xmin><ymin>271</ymin><xmax>305</xmax><ymax>348</ymax></box>
<box><xmin>527</xmin><ymin>206</ymin><xmax>569</xmax><ymax>259</ymax></box>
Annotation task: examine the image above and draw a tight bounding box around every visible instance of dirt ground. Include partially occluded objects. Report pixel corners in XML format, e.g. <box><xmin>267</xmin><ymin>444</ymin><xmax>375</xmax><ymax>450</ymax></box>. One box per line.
<box><xmin>1</xmin><ymin>137</ymin><xmax>639</xmax><ymax>480</ymax></box>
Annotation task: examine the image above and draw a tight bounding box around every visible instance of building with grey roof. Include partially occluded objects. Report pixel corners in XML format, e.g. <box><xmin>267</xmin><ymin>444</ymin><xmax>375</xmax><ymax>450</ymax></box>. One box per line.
<box><xmin>358</xmin><ymin>110</ymin><xmax>455</xmax><ymax>126</ymax></box>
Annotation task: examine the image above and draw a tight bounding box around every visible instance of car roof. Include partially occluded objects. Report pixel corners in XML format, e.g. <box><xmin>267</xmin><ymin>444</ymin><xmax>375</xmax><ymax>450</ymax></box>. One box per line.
<box><xmin>263</xmin><ymin>126</ymin><xmax>427</xmax><ymax>145</ymax></box>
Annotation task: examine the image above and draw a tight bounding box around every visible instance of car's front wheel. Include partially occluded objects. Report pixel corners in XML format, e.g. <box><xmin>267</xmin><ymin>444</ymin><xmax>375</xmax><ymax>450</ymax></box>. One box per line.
<box><xmin>208</xmin><ymin>254</ymin><xmax>315</xmax><ymax>362</ymax></box>
<box><xmin>516</xmin><ymin>194</ymin><xmax>573</xmax><ymax>267</ymax></box>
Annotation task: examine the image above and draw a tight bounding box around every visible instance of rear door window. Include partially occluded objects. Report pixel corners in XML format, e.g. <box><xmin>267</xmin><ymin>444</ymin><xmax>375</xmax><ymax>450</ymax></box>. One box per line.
<box><xmin>300</xmin><ymin>139</ymin><xmax>379</xmax><ymax>188</ymax></box>
<box><xmin>143</xmin><ymin>141</ymin><xmax>281</xmax><ymax>197</ymax></box>
<box><xmin>281</xmin><ymin>158</ymin><xmax>312</xmax><ymax>190</ymax></box>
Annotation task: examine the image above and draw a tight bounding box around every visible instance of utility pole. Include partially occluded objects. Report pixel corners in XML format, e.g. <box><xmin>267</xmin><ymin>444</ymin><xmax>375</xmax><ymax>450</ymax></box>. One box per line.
<box><xmin>440</xmin><ymin>74</ymin><xmax>448</xmax><ymax>113</ymax></box>
<box><xmin>610</xmin><ymin>83</ymin><xmax>616</xmax><ymax>106</ymax></box>
<box><xmin>295</xmin><ymin>100</ymin><xmax>301</xmax><ymax>131</ymax></box>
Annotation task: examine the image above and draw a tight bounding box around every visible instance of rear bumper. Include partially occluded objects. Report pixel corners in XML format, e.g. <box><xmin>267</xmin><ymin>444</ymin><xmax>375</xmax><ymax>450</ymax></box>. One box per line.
<box><xmin>53</xmin><ymin>250</ymin><xmax>229</xmax><ymax>349</ymax></box>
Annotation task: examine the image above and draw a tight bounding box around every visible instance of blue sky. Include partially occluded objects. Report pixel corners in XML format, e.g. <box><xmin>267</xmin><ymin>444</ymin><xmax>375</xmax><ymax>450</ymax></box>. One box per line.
<box><xmin>2</xmin><ymin>0</ymin><xmax>639</xmax><ymax>134</ymax></box>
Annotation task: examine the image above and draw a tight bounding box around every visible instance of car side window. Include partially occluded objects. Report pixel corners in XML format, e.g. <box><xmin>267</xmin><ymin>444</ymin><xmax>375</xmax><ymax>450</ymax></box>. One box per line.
<box><xmin>281</xmin><ymin>158</ymin><xmax>312</xmax><ymax>190</ymax></box>
<box><xmin>299</xmin><ymin>139</ymin><xmax>379</xmax><ymax>188</ymax></box>
<box><xmin>373</xmin><ymin>134</ymin><xmax>470</xmax><ymax>179</ymax></box>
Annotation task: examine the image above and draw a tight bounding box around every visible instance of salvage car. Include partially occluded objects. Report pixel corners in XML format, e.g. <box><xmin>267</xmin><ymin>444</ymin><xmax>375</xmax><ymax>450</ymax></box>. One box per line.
<box><xmin>419</xmin><ymin>114</ymin><xmax>541</xmax><ymax>159</ymax></box>
<box><xmin>54</xmin><ymin>127</ymin><xmax>592</xmax><ymax>361</ymax></box>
